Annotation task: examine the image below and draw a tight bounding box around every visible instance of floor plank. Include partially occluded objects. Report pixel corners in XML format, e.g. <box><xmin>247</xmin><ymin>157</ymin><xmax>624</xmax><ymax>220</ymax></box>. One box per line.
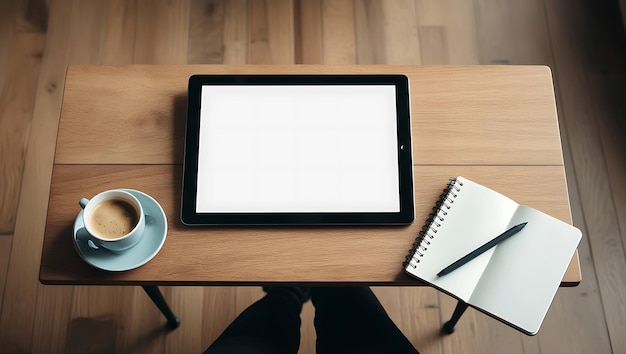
<box><xmin>222</xmin><ymin>0</ymin><xmax>248</xmax><ymax>64</ymax></box>
<box><xmin>354</xmin><ymin>0</ymin><xmax>384</xmax><ymax>64</ymax></box>
<box><xmin>294</xmin><ymin>0</ymin><xmax>322</xmax><ymax>64</ymax></box>
<box><xmin>0</xmin><ymin>32</ymin><xmax>44</xmax><ymax>235</ymax></box>
<box><xmin>134</xmin><ymin>0</ymin><xmax>190</xmax><ymax>64</ymax></box>
<box><xmin>31</xmin><ymin>285</ymin><xmax>75</xmax><ymax>354</ymax></box>
<box><xmin>418</xmin><ymin>26</ymin><xmax>449</xmax><ymax>65</ymax></box>
<box><xmin>15</xmin><ymin>0</ymin><xmax>49</xmax><ymax>33</ymax></box>
<box><xmin>474</xmin><ymin>0</ymin><xmax>553</xmax><ymax>65</ymax></box>
<box><xmin>0</xmin><ymin>236</ymin><xmax>11</xmax><ymax>308</ymax></box>
<box><xmin>321</xmin><ymin>0</ymin><xmax>356</xmax><ymax>64</ymax></box>
<box><xmin>546</xmin><ymin>0</ymin><xmax>626</xmax><ymax>352</ymax></box>
<box><xmin>66</xmin><ymin>0</ymin><xmax>108</xmax><ymax>63</ymax></box>
<box><xmin>117</xmin><ymin>287</ymin><xmax>167</xmax><ymax>354</ymax></box>
<box><xmin>99</xmin><ymin>0</ymin><xmax>138</xmax><ymax>65</ymax></box>
<box><xmin>553</xmin><ymin>139</ymin><xmax>610</xmax><ymax>353</ymax></box>
<box><xmin>247</xmin><ymin>0</ymin><xmax>295</xmax><ymax>64</ymax></box>
<box><xmin>355</xmin><ymin>0</ymin><xmax>422</xmax><ymax>65</ymax></box>
<box><xmin>188</xmin><ymin>0</ymin><xmax>225</xmax><ymax>64</ymax></box>
<box><xmin>0</xmin><ymin>0</ymin><xmax>74</xmax><ymax>350</ymax></box>
<box><xmin>65</xmin><ymin>317</ymin><xmax>117</xmax><ymax>354</ymax></box>
<box><xmin>0</xmin><ymin>0</ymin><xmax>18</xmax><ymax>91</ymax></box>
<box><xmin>582</xmin><ymin>0</ymin><xmax>626</xmax><ymax>255</ymax></box>
<box><xmin>415</xmin><ymin>0</ymin><xmax>479</xmax><ymax>64</ymax></box>
<box><xmin>164</xmin><ymin>287</ymin><xmax>205</xmax><ymax>353</ymax></box>
<box><xmin>379</xmin><ymin>0</ymin><xmax>421</xmax><ymax>64</ymax></box>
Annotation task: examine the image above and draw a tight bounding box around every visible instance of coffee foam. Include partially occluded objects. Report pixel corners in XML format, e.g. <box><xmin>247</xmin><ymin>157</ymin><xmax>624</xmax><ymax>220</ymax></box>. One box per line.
<box><xmin>89</xmin><ymin>198</ymin><xmax>139</xmax><ymax>239</ymax></box>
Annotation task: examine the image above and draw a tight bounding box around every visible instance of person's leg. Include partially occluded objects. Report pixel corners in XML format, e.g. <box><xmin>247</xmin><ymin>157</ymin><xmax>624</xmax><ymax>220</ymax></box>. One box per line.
<box><xmin>203</xmin><ymin>287</ymin><xmax>310</xmax><ymax>354</ymax></box>
<box><xmin>312</xmin><ymin>287</ymin><xmax>420</xmax><ymax>354</ymax></box>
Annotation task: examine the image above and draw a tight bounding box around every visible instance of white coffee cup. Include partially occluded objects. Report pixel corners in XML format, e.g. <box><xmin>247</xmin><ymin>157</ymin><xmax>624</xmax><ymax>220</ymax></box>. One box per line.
<box><xmin>79</xmin><ymin>190</ymin><xmax>146</xmax><ymax>253</ymax></box>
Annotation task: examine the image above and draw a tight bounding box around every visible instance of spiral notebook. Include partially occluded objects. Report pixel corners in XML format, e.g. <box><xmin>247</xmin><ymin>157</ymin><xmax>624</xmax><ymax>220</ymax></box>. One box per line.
<box><xmin>404</xmin><ymin>176</ymin><xmax>581</xmax><ymax>335</ymax></box>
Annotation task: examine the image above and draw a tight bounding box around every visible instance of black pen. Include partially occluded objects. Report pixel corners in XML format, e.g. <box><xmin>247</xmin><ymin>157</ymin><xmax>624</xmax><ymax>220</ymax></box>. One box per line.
<box><xmin>437</xmin><ymin>222</ymin><xmax>528</xmax><ymax>277</ymax></box>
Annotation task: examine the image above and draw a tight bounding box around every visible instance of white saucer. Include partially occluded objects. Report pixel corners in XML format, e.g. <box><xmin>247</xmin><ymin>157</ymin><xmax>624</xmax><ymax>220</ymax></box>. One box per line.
<box><xmin>73</xmin><ymin>189</ymin><xmax>167</xmax><ymax>272</ymax></box>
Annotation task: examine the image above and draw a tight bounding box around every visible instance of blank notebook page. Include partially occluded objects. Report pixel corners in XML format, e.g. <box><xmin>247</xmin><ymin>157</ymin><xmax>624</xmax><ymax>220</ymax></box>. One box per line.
<box><xmin>410</xmin><ymin>178</ymin><xmax>519</xmax><ymax>301</ymax></box>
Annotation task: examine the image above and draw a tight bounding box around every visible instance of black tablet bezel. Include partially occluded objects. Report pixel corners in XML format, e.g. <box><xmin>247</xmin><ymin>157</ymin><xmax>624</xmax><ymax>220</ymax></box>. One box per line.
<box><xmin>181</xmin><ymin>74</ymin><xmax>414</xmax><ymax>225</ymax></box>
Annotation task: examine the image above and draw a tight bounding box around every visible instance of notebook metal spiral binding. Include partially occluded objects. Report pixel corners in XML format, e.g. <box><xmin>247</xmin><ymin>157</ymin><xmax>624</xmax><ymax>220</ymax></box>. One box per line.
<box><xmin>403</xmin><ymin>177</ymin><xmax>464</xmax><ymax>269</ymax></box>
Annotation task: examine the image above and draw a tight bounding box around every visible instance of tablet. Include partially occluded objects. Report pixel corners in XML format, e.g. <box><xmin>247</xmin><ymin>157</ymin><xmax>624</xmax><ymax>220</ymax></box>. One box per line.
<box><xmin>181</xmin><ymin>74</ymin><xmax>414</xmax><ymax>225</ymax></box>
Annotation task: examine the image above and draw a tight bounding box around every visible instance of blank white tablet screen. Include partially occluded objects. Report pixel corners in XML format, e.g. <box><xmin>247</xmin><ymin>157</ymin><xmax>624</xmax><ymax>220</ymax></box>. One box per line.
<box><xmin>196</xmin><ymin>85</ymin><xmax>400</xmax><ymax>213</ymax></box>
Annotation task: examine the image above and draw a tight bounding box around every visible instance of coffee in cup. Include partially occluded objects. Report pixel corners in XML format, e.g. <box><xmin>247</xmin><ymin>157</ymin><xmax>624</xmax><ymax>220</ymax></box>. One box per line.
<box><xmin>79</xmin><ymin>190</ymin><xmax>146</xmax><ymax>253</ymax></box>
<box><xmin>89</xmin><ymin>198</ymin><xmax>140</xmax><ymax>239</ymax></box>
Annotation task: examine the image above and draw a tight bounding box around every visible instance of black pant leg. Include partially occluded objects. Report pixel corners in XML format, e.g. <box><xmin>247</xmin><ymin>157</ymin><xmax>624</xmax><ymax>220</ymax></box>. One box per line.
<box><xmin>203</xmin><ymin>289</ymin><xmax>303</xmax><ymax>354</ymax></box>
<box><xmin>311</xmin><ymin>287</ymin><xmax>420</xmax><ymax>354</ymax></box>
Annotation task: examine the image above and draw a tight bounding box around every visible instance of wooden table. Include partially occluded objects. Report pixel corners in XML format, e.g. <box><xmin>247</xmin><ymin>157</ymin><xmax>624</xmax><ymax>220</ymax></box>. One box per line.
<box><xmin>39</xmin><ymin>65</ymin><xmax>581</xmax><ymax>329</ymax></box>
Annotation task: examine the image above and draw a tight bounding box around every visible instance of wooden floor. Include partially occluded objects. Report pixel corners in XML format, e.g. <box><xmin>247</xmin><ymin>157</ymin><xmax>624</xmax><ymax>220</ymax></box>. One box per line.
<box><xmin>1</xmin><ymin>0</ymin><xmax>625</xmax><ymax>353</ymax></box>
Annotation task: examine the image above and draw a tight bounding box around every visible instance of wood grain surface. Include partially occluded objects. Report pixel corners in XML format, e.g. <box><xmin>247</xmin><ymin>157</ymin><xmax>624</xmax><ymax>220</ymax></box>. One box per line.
<box><xmin>40</xmin><ymin>64</ymin><xmax>580</xmax><ymax>286</ymax></box>
<box><xmin>0</xmin><ymin>33</ymin><xmax>44</xmax><ymax>234</ymax></box>
<box><xmin>41</xmin><ymin>165</ymin><xmax>579</xmax><ymax>284</ymax></box>
<box><xmin>54</xmin><ymin>65</ymin><xmax>564</xmax><ymax>166</ymax></box>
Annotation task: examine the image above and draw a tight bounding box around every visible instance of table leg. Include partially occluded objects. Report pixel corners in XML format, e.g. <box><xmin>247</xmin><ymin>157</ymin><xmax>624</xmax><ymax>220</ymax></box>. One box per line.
<box><xmin>442</xmin><ymin>300</ymin><xmax>468</xmax><ymax>334</ymax></box>
<box><xmin>142</xmin><ymin>286</ymin><xmax>181</xmax><ymax>330</ymax></box>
